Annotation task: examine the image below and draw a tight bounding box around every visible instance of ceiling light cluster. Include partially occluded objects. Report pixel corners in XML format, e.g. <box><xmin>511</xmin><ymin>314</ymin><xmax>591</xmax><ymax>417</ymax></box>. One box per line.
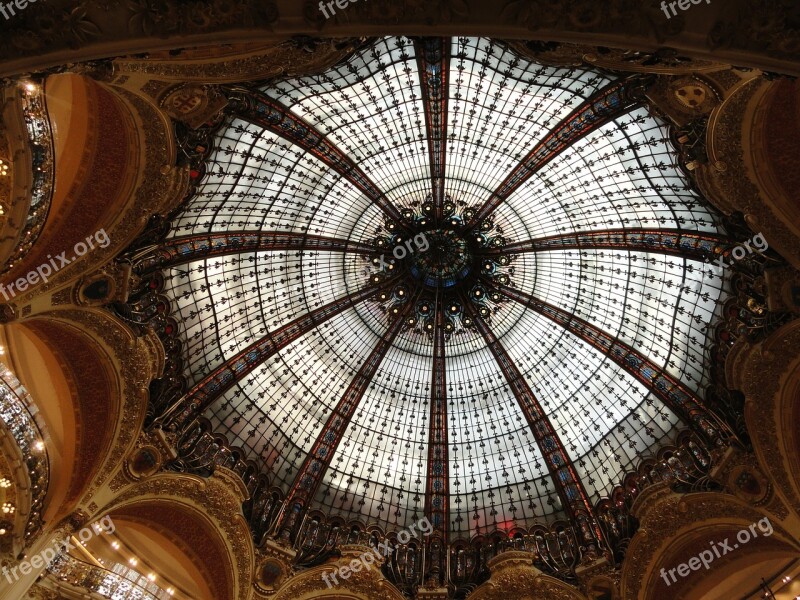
<box><xmin>367</xmin><ymin>205</ymin><xmax>515</xmax><ymax>338</ymax></box>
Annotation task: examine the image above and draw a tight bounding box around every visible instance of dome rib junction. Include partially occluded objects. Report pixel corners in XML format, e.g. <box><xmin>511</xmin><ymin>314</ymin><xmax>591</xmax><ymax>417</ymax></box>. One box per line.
<box><xmin>148</xmin><ymin>36</ymin><xmax>734</xmax><ymax>562</ymax></box>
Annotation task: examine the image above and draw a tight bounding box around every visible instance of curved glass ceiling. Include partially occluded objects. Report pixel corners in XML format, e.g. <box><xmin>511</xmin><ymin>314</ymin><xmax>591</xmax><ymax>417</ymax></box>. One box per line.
<box><xmin>164</xmin><ymin>37</ymin><xmax>728</xmax><ymax>539</ymax></box>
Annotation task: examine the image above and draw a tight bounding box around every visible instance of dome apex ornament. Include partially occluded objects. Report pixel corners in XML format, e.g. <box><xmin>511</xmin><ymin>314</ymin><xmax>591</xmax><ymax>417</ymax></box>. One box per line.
<box><xmin>365</xmin><ymin>200</ymin><xmax>516</xmax><ymax>338</ymax></box>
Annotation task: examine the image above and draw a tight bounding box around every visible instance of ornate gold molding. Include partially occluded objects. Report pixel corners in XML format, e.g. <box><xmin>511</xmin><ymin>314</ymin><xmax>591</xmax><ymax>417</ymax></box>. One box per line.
<box><xmin>271</xmin><ymin>545</ymin><xmax>405</xmax><ymax>600</ymax></box>
<box><xmin>115</xmin><ymin>39</ymin><xmax>362</xmax><ymax>86</ymax></box>
<box><xmin>102</xmin><ymin>470</ymin><xmax>254</xmax><ymax>600</ymax></box>
<box><xmin>698</xmin><ymin>76</ymin><xmax>800</xmax><ymax>269</ymax></box>
<box><xmin>0</xmin><ymin>1</ymin><xmax>799</xmax><ymax>77</ymax></box>
<box><xmin>621</xmin><ymin>491</ymin><xmax>800</xmax><ymax>600</ymax></box>
<box><xmin>469</xmin><ymin>551</ymin><xmax>587</xmax><ymax>600</ymax></box>
<box><xmin>736</xmin><ymin>319</ymin><xmax>800</xmax><ymax>517</ymax></box>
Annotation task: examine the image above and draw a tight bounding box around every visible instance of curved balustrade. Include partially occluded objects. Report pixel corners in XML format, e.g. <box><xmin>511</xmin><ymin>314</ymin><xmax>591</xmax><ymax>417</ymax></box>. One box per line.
<box><xmin>287</xmin><ymin>429</ymin><xmax>718</xmax><ymax>594</ymax></box>
<box><xmin>0</xmin><ymin>362</ymin><xmax>49</xmax><ymax>542</ymax></box>
<box><xmin>47</xmin><ymin>554</ymin><xmax>177</xmax><ymax>600</ymax></box>
<box><xmin>168</xmin><ymin>419</ymin><xmax>260</xmax><ymax>496</ymax></box>
<box><xmin>1</xmin><ymin>83</ymin><xmax>55</xmax><ymax>276</ymax></box>
<box><xmin>157</xmin><ymin>400</ymin><xmax>719</xmax><ymax>596</ymax></box>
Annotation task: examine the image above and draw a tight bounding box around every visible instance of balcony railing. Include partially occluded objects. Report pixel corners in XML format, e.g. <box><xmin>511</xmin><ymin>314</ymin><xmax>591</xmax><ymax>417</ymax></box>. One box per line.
<box><xmin>48</xmin><ymin>554</ymin><xmax>177</xmax><ymax>600</ymax></box>
<box><xmin>0</xmin><ymin>362</ymin><xmax>49</xmax><ymax>542</ymax></box>
<box><xmin>1</xmin><ymin>83</ymin><xmax>55</xmax><ymax>277</ymax></box>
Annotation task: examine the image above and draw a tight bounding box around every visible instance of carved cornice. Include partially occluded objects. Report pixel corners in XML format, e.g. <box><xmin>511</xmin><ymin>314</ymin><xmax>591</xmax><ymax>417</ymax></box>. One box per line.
<box><xmin>738</xmin><ymin>319</ymin><xmax>800</xmax><ymax>516</ymax></box>
<box><xmin>469</xmin><ymin>552</ymin><xmax>586</xmax><ymax>600</ymax></box>
<box><xmin>506</xmin><ymin>40</ymin><xmax>729</xmax><ymax>74</ymax></box>
<box><xmin>23</xmin><ymin>584</ymin><xmax>60</xmax><ymax>600</ymax></box>
<box><xmin>115</xmin><ymin>39</ymin><xmax>362</xmax><ymax>85</ymax></box>
<box><xmin>271</xmin><ymin>550</ymin><xmax>406</xmax><ymax>600</ymax></box>
<box><xmin>0</xmin><ymin>1</ymin><xmax>799</xmax><ymax>77</ymax></box>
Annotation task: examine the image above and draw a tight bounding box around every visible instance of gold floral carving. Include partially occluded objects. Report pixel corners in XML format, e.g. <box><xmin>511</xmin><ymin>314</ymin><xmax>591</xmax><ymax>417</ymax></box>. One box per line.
<box><xmin>111</xmin><ymin>88</ymin><xmax>190</xmax><ymax>216</ymax></box>
<box><xmin>764</xmin><ymin>265</ymin><xmax>800</xmax><ymax>314</ymax></box>
<box><xmin>468</xmin><ymin>551</ymin><xmax>587</xmax><ymax>600</ymax></box>
<box><xmin>115</xmin><ymin>39</ymin><xmax>361</xmax><ymax>84</ymax></box>
<box><xmin>506</xmin><ymin>40</ymin><xmax>727</xmax><ymax>74</ymax></box>
<box><xmin>271</xmin><ymin>547</ymin><xmax>406</xmax><ymax>600</ymax></box>
<box><xmin>0</xmin><ymin>1</ymin><xmax>799</xmax><ymax>77</ymax></box>
<box><xmin>22</xmin><ymin>584</ymin><xmax>61</xmax><ymax>600</ymax></box>
<box><xmin>50</xmin><ymin>287</ymin><xmax>75</xmax><ymax>307</ymax></box>
<box><xmin>697</xmin><ymin>77</ymin><xmax>800</xmax><ymax>267</ymax></box>
<box><xmin>737</xmin><ymin>319</ymin><xmax>800</xmax><ymax>517</ymax></box>
<box><xmin>709</xmin><ymin>446</ymin><xmax>772</xmax><ymax>505</ymax></box>
<box><xmin>620</xmin><ymin>491</ymin><xmax>799</xmax><ymax>600</ymax></box>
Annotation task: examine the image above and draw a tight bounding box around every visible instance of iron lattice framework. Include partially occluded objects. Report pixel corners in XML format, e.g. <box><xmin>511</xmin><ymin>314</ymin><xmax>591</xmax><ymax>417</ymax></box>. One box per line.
<box><xmin>124</xmin><ymin>36</ymin><xmax>759</xmax><ymax>589</ymax></box>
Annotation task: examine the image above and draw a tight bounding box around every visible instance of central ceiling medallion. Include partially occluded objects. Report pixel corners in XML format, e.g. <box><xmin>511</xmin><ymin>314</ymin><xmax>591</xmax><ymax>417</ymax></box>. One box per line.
<box><xmin>364</xmin><ymin>195</ymin><xmax>517</xmax><ymax>338</ymax></box>
<box><xmin>409</xmin><ymin>229</ymin><xmax>471</xmax><ymax>289</ymax></box>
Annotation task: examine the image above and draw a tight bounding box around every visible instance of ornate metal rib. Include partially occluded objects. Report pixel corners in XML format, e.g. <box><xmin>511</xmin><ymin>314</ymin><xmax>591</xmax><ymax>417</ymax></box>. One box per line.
<box><xmin>159</xmin><ymin>276</ymin><xmax>401</xmax><ymax>430</ymax></box>
<box><xmin>277</xmin><ymin>297</ymin><xmax>418</xmax><ymax>535</ymax></box>
<box><xmin>461</xmin><ymin>294</ymin><xmax>607</xmax><ymax>556</ymax></box>
<box><xmin>493</xmin><ymin>282</ymin><xmax>726</xmax><ymax>441</ymax></box>
<box><xmin>415</xmin><ymin>37</ymin><xmax>450</xmax><ymax>224</ymax></box>
<box><xmin>482</xmin><ymin>229</ymin><xmax>728</xmax><ymax>260</ymax></box>
<box><xmin>425</xmin><ymin>298</ymin><xmax>449</xmax><ymax>544</ymax></box>
<box><xmin>464</xmin><ymin>77</ymin><xmax>645</xmax><ymax>231</ymax></box>
<box><xmin>226</xmin><ymin>88</ymin><xmax>406</xmax><ymax>225</ymax></box>
<box><xmin>134</xmin><ymin>231</ymin><xmax>378</xmax><ymax>271</ymax></box>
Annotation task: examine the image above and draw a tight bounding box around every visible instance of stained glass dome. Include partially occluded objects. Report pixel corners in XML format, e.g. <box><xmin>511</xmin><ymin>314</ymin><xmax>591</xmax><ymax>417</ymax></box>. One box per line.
<box><xmin>160</xmin><ymin>36</ymin><xmax>729</xmax><ymax>541</ymax></box>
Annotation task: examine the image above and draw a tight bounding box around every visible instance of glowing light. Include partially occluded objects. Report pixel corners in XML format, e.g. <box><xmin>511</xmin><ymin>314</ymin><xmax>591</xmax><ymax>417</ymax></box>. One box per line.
<box><xmin>128</xmin><ymin>557</ymin><xmax>137</xmax><ymax>566</ymax></box>
<box><xmin>111</xmin><ymin>541</ymin><xmax>120</xmax><ymax>549</ymax></box>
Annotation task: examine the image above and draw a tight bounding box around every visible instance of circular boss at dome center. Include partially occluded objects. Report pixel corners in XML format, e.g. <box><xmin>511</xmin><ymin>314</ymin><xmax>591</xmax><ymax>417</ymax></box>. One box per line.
<box><xmin>408</xmin><ymin>229</ymin><xmax>472</xmax><ymax>289</ymax></box>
